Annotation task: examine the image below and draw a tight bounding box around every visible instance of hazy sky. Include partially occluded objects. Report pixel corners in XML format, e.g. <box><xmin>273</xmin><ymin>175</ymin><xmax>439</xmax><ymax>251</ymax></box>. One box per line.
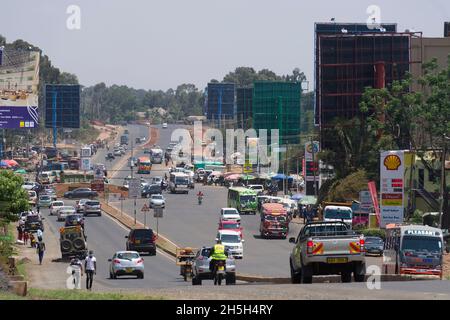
<box><xmin>1</xmin><ymin>0</ymin><xmax>449</xmax><ymax>90</ymax></box>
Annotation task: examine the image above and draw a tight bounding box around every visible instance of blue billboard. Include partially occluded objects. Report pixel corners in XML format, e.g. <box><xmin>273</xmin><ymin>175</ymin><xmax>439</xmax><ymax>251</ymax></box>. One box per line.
<box><xmin>45</xmin><ymin>84</ymin><xmax>80</xmax><ymax>129</ymax></box>
<box><xmin>0</xmin><ymin>50</ymin><xmax>40</xmax><ymax>129</ymax></box>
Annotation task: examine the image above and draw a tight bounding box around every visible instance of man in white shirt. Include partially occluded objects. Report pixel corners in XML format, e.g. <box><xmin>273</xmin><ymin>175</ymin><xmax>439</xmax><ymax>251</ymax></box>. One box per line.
<box><xmin>84</xmin><ymin>250</ymin><xmax>97</xmax><ymax>290</ymax></box>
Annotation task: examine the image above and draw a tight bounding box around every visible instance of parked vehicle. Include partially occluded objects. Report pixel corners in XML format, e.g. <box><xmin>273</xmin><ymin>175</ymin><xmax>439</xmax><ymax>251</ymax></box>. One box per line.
<box><xmin>192</xmin><ymin>247</ymin><xmax>236</xmax><ymax>286</ymax></box>
<box><xmin>83</xmin><ymin>200</ymin><xmax>101</xmax><ymax>216</ymax></box>
<box><xmin>120</xmin><ymin>135</ymin><xmax>129</xmax><ymax>145</ymax></box>
<box><xmin>57</xmin><ymin>206</ymin><xmax>77</xmax><ymax>222</ymax></box>
<box><xmin>247</xmin><ymin>184</ymin><xmax>265</xmax><ymax>195</ymax></box>
<box><xmin>27</xmin><ymin>191</ymin><xmax>37</xmax><ymax>206</ymax></box>
<box><xmin>289</xmin><ymin>221</ymin><xmax>366</xmax><ymax>284</ymax></box>
<box><xmin>216</xmin><ymin>230</ymin><xmax>244</xmax><ymax>259</ymax></box>
<box><xmin>162</xmin><ymin>123</ymin><xmax>168</xmax><ymax>129</ymax></box>
<box><xmin>109</xmin><ymin>251</ymin><xmax>144</xmax><ymax>279</ymax></box>
<box><xmin>227</xmin><ymin>187</ymin><xmax>257</xmax><ymax>215</ymax></box>
<box><xmin>50</xmin><ymin>201</ymin><xmax>65</xmax><ymax>216</ymax></box>
<box><xmin>60</xmin><ymin>225</ymin><xmax>88</xmax><ymax>259</ymax></box>
<box><xmin>125</xmin><ymin>228</ymin><xmax>157</xmax><ymax>256</ymax></box>
<box><xmin>22</xmin><ymin>181</ymin><xmax>39</xmax><ymax>191</ymax></box>
<box><xmin>141</xmin><ymin>184</ymin><xmax>162</xmax><ymax>198</ymax></box>
<box><xmin>364</xmin><ymin>236</ymin><xmax>384</xmax><ymax>256</ymax></box>
<box><xmin>149</xmin><ymin>194</ymin><xmax>165</xmax><ymax>208</ymax></box>
<box><xmin>38</xmin><ymin>195</ymin><xmax>52</xmax><ymax>208</ymax></box>
<box><xmin>383</xmin><ymin>224</ymin><xmax>443</xmax><ymax>278</ymax></box>
<box><xmin>260</xmin><ymin>203</ymin><xmax>289</xmax><ymax>239</ymax></box>
<box><xmin>113</xmin><ymin>149</ymin><xmax>122</xmax><ymax>157</ymax></box>
<box><xmin>25</xmin><ymin>215</ymin><xmax>44</xmax><ymax>232</ymax></box>
<box><xmin>64</xmin><ymin>188</ymin><xmax>98</xmax><ymax>199</ymax></box>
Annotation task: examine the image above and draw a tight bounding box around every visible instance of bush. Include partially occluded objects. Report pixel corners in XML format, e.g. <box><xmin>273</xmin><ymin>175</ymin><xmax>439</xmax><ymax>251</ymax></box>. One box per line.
<box><xmin>326</xmin><ymin>169</ymin><xmax>368</xmax><ymax>202</ymax></box>
<box><xmin>358</xmin><ymin>228</ymin><xmax>386</xmax><ymax>240</ymax></box>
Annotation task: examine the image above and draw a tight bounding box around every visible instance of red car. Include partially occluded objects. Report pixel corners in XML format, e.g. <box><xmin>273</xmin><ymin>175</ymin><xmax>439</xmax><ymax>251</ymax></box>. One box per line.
<box><xmin>218</xmin><ymin>220</ymin><xmax>243</xmax><ymax>239</ymax></box>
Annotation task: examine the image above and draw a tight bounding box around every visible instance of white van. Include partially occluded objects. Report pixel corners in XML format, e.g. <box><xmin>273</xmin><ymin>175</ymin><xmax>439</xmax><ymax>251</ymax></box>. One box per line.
<box><xmin>323</xmin><ymin>205</ymin><xmax>353</xmax><ymax>228</ymax></box>
<box><xmin>169</xmin><ymin>172</ymin><xmax>190</xmax><ymax>194</ymax></box>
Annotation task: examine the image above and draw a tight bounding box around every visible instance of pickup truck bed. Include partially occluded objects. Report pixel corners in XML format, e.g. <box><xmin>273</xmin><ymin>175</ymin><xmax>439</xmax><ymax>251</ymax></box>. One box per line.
<box><xmin>289</xmin><ymin>221</ymin><xmax>366</xmax><ymax>283</ymax></box>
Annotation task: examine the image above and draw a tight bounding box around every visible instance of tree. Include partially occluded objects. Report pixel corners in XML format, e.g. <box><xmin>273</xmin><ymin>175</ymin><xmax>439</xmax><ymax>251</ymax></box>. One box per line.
<box><xmin>0</xmin><ymin>170</ymin><xmax>29</xmax><ymax>225</ymax></box>
<box><xmin>284</xmin><ymin>68</ymin><xmax>306</xmax><ymax>83</ymax></box>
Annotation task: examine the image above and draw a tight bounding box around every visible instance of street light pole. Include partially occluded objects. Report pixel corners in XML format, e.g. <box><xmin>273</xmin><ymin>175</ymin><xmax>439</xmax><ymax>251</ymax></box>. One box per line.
<box><xmin>439</xmin><ymin>134</ymin><xmax>449</xmax><ymax>229</ymax></box>
<box><xmin>311</xmin><ymin>136</ymin><xmax>318</xmax><ymax>198</ymax></box>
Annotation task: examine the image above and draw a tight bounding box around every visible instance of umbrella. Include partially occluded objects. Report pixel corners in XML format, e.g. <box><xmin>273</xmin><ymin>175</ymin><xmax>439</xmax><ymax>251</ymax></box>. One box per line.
<box><xmin>272</xmin><ymin>174</ymin><xmax>293</xmax><ymax>181</ymax></box>
<box><xmin>291</xmin><ymin>193</ymin><xmax>304</xmax><ymax>201</ymax></box>
<box><xmin>14</xmin><ymin>169</ymin><xmax>27</xmax><ymax>174</ymax></box>
<box><xmin>6</xmin><ymin>159</ymin><xmax>19</xmax><ymax>166</ymax></box>
<box><xmin>225</xmin><ymin>174</ymin><xmax>241</xmax><ymax>181</ymax></box>
<box><xmin>0</xmin><ymin>160</ymin><xmax>10</xmax><ymax>168</ymax></box>
<box><xmin>299</xmin><ymin>196</ymin><xmax>317</xmax><ymax>205</ymax></box>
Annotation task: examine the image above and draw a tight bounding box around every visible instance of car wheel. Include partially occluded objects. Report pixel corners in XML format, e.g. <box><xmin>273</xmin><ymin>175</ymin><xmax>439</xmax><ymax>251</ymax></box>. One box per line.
<box><xmin>341</xmin><ymin>271</ymin><xmax>352</xmax><ymax>283</ymax></box>
<box><xmin>290</xmin><ymin>260</ymin><xmax>301</xmax><ymax>284</ymax></box>
<box><xmin>112</xmin><ymin>272</ymin><xmax>117</xmax><ymax>279</ymax></box>
<box><xmin>151</xmin><ymin>249</ymin><xmax>157</xmax><ymax>256</ymax></box>
<box><xmin>98</xmin><ymin>212</ymin><xmax>101</xmax><ymax>217</ymax></box>
<box><xmin>300</xmin><ymin>265</ymin><xmax>313</xmax><ymax>284</ymax></box>
<box><xmin>109</xmin><ymin>271</ymin><xmax>114</xmax><ymax>279</ymax></box>
<box><xmin>138</xmin><ymin>273</ymin><xmax>144</xmax><ymax>279</ymax></box>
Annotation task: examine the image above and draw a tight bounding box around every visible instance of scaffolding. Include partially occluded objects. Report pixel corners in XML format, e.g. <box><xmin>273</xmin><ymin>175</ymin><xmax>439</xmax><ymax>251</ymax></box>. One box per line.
<box><xmin>316</xmin><ymin>31</ymin><xmax>423</xmax><ymax>149</ymax></box>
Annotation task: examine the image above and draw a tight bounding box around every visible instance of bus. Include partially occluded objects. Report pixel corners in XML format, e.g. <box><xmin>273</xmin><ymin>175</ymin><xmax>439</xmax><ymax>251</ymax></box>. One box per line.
<box><xmin>169</xmin><ymin>172</ymin><xmax>190</xmax><ymax>194</ymax></box>
<box><xmin>150</xmin><ymin>148</ymin><xmax>163</xmax><ymax>164</ymax></box>
<box><xmin>137</xmin><ymin>157</ymin><xmax>152</xmax><ymax>174</ymax></box>
<box><xmin>227</xmin><ymin>187</ymin><xmax>257</xmax><ymax>215</ymax></box>
<box><xmin>383</xmin><ymin>224</ymin><xmax>444</xmax><ymax>278</ymax></box>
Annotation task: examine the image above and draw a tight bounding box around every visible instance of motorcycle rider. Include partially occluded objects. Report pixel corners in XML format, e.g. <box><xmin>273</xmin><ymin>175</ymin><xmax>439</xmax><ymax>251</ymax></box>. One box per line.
<box><xmin>197</xmin><ymin>191</ymin><xmax>204</xmax><ymax>204</ymax></box>
<box><xmin>208</xmin><ymin>239</ymin><xmax>228</xmax><ymax>274</ymax></box>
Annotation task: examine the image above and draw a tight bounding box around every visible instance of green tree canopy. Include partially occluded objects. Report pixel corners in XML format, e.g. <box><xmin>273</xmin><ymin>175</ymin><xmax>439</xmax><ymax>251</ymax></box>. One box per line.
<box><xmin>0</xmin><ymin>170</ymin><xmax>29</xmax><ymax>224</ymax></box>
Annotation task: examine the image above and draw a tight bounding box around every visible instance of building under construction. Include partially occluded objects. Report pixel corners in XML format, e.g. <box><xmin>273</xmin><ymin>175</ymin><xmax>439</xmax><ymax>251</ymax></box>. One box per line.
<box><xmin>314</xmin><ymin>23</ymin><xmax>422</xmax><ymax>149</ymax></box>
<box><xmin>236</xmin><ymin>87</ymin><xmax>253</xmax><ymax>129</ymax></box>
<box><xmin>205</xmin><ymin>83</ymin><xmax>236</xmax><ymax>124</ymax></box>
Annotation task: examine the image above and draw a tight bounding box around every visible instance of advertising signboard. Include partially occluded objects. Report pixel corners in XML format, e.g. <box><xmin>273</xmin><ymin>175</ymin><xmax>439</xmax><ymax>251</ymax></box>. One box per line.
<box><xmin>380</xmin><ymin>151</ymin><xmax>405</xmax><ymax>228</ymax></box>
<box><xmin>81</xmin><ymin>158</ymin><xmax>91</xmax><ymax>171</ymax></box>
<box><xmin>304</xmin><ymin>141</ymin><xmax>320</xmax><ymax>161</ymax></box>
<box><xmin>359</xmin><ymin>191</ymin><xmax>373</xmax><ymax>210</ymax></box>
<box><xmin>45</xmin><ymin>84</ymin><xmax>80</xmax><ymax>129</ymax></box>
<box><xmin>128</xmin><ymin>178</ymin><xmax>141</xmax><ymax>198</ymax></box>
<box><xmin>0</xmin><ymin>50</ymin><xmax>40</xmax><ymax>128</ymax></box>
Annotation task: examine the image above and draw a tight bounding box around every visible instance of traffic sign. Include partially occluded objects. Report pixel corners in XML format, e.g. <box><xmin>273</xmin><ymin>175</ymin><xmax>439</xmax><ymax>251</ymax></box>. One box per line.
<box><xmin>128</xmin><ymin>178</ymin><xmax>141</xmax><ymax>198</ymax></box>
<box><xmin>141</xmin><ymin>204</ymin><xmax>150</xmax><ymax>212</ymax></box>
<box><xmin>243</xmin><ymin>161</ymin><xmax>252</xmax><ymax>173</ymax></box>
<box><xmin>154</xmin><ymin>207</ymin><xmax>163</xmax><ymax>218</ymax></box>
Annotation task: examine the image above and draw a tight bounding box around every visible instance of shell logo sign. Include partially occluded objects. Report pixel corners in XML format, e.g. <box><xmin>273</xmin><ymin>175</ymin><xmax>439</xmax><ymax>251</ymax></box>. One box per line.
<box><xmin>383</xmin><ymin>154</ymin><xmax>402</xmax><ymax>170</ymax></box>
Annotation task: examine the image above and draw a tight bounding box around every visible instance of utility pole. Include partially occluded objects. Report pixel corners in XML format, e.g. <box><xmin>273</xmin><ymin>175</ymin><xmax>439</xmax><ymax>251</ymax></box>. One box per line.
<box><xmin>311</xmin><ymin>136</ymin><xmax>317</xmax><ymax>198</ymax></box>
<box><xmin>439</xmin><ymin>134</ymin><xmax>449</xmax><ymax>229</ymax></box>
<box><xmin>131</xmin><ymin>137</ymin><xmax>137</xmax><ymax>225</ymax></box>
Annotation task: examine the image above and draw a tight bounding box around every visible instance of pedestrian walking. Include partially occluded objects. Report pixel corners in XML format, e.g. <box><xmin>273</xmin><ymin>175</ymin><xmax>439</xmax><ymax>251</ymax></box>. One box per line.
<box><xmin>69</xmin><ymin>257</ymin><xmax>83</xmax><ymax>289</ymax></box>
<box><xmin>36</xmin><ymin>236</ymin><xmax>46</xmax><ymax>265</ymax></box>
<box><xmin>23</xmin><ymin>231</ymin><xmax>29</xmax><ymax>246</ymax></box>
<box><xmin>84</xmin><ymin>250</ymin><xmax>97</xmax><ymax>290</ymax></box>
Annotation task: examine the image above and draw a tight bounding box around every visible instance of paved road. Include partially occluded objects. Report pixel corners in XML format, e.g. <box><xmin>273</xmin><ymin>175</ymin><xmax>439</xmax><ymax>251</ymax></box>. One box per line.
<box><xmin>110</xmin><ymin>124</ymin><xmax>382</xmax><ymax>277</ymax></box>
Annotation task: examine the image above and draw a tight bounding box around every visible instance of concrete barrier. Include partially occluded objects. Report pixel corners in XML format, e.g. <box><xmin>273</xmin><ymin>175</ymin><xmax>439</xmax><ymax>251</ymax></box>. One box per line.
<box><xmin>9</xmin><ymin>281</ymin><xmax>27</xmax><ymax>296</ymax></box>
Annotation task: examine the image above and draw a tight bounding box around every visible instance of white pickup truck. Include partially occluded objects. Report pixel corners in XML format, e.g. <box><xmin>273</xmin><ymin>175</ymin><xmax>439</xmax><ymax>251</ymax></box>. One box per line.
<box><xmin>289</xmin><ymin>221</ymin><xmax>366</xmax><ymax>283</ymax></box>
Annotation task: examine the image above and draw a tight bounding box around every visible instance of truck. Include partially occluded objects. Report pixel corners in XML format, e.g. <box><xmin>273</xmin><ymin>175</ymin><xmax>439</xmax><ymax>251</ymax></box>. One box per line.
<box><xmin>150</xmin><ymin>148</ymin><xmax>163</xmax><ymax>164</ymax></box>
<box><xmin>59</xmin><ymin>225</ymin><xmax>88</xmax><ymax>260</ymax></box>
<box><xmin>289</xmin><ymin>221</ymin><xmax>366</xmax><ymax>283</ymax></box>
<box><xmin>120</xmin><ymin>135</ymin><xmax>129</xmax><ymax>145</ymax></box>
<box><xmin>259</xmin><ymin>203</ymin><xmax>289</xmax><ymax>239</ymax></box>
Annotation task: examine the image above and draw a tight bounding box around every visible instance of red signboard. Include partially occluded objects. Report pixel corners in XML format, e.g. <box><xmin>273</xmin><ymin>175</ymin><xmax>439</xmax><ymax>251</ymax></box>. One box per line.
<box><xmin>368</xmin><ymin>181</ymin><xmax>380</xmax><ymax>225</ymax></box>
<box><xmin>91</xmin><ymin>180</ymin><xmax>104</xmax><ymax>192</ymax></box>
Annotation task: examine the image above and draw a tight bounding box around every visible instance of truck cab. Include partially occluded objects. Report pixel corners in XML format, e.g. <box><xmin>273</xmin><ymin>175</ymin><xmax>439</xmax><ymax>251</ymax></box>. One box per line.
<box><xmin>323</xmin><ymin>205</ymin><xmax>353</xmax><ymax>228</ymax></box>
<box><xmin>259</xmin><ymin>203</ymin><xmax>289</xmax><ymax>239</ymax></box>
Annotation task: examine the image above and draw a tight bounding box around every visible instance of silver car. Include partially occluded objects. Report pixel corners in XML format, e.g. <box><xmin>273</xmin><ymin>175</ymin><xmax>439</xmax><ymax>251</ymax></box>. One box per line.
<box><xmin>191</xmin><ymin>247</ymin><xmax>236</xmax><ymax>285</ymax></box>
<box><xmin>57</xmin><ymin>206</ymin><xmax>76</xmax><ymax>221</ymax></box>
<box><xmin>108</xmin><ymin>251</ymin><xmax>144</xmax><ymax>279</ymax></box>
<box><xmin>149</xmin><ymin>194</ymin><xmax>165</xmax><ymax>208</ymax></box>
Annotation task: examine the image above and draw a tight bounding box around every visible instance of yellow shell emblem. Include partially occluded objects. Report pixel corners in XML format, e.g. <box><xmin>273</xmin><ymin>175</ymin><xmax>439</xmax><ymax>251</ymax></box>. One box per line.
<box><xmin>384</xmin><ymin>155</ymin><xmax>401</xmax><ymax>170</ymax></box>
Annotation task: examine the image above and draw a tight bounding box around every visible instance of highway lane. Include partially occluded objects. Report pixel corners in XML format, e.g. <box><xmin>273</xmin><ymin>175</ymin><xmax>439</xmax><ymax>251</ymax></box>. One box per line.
<box><xmin>111</xmin><ymin>124</ymin><xmax>315</xmax><ymax>277</ymax></box>
<box><xmin>41</xmin><ymin>201</ymin><xmax>191</xmax><ymax>289</ymax></box>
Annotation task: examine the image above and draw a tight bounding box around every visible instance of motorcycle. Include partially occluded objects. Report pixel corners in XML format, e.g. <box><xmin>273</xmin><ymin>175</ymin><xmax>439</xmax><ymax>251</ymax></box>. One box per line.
<box><xmin>213</xmin><ymin>260</ymin><xmax>226</xmax><ymax>286</ymax></box>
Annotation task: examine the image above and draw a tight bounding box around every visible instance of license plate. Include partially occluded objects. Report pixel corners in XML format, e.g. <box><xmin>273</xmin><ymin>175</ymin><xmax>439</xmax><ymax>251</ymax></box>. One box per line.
<box><xmin>327</xmin><ymin>257</ymin><xmax>348</xmax><ymax>264</ymax></box>
<box><xmin>126</xmin><ymin>268</ymin><xmax>133</xmax><ymax>273</ymax></box>
<box><xmin>135</xmin><ymin>240</ymin><xmax>141</xmax><ymax>244</ymax></box>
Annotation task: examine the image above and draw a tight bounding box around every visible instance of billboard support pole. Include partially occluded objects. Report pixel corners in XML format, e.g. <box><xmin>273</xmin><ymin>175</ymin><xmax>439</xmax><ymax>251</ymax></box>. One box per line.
<box><xmin>52</xmin><ymin>91</ymin><xmax>57</xmax><ymax>148</ymax></box>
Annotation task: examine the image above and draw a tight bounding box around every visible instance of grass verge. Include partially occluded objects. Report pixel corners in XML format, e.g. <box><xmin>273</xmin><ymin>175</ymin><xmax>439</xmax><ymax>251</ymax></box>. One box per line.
<box><xmin>26</xmin><ymin>288</ymin><xmax>167</xmax><ymax>300</ymax></box>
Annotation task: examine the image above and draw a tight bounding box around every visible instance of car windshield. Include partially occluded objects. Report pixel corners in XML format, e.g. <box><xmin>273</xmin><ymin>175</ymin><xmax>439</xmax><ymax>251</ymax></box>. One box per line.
<box><xmin>222</xmin><ymin>223</ymin><xmax>240</xmax><ymax>229</ymax></box>
<box><xmin>53</xmin><ymin>202</ymin><xmax>64</xmax><ymax>206</ymax></box>
<box><xmin>175</xmin><ymin>177</ymin><xmax>189</xmax><ymax>184</ymax></box>
<box><xmin>240</xmin><ymin>195</ymin><xmax>256</xmax><ymax>202</ymax></box>
<box><xmin>117</xmin><ymin>252</ymin><xmax>140</xmax><ymax>260</ymax></box>
<box><xmin>86</xmin><ymin>201</ymin><xmax>99</xmax><ymax>206</ymax></box>
<box><xmin>152</xmin><ymin>195</ymin><xmax>163</xmax><ymax>200</ymax></box>
<box><xmin>401</xmin><ymin>236</ymin><xmax>442</xmax><ymax>254</ymax></box>
<box><xmin>221</xmin><ymin>234</ymin><xmax>241</xmax><ymax>243</ymax></box>
<box><xmin>133</xmin><ymin>230</ymin><xmax>153</xmax><ymax>240</ymax></box>
<box><xmin>40</xmin><ymin>196</ymin><xmax>50</xmax><ymax>200</ymax></box>
<box><xmin>324</xmin><ymin>209</ymin><xmax>352</xmax><ymax>220</ymax></box>
<box><xmin>26</xmin><ymin>216</ymin><xmax>40</xmax><ymax>222</ymax></box>
<box><xmin>265</xmin><ymin>215</ymin><xmax>287</xmax><ymax>223</ymax></box>
<box><xmin>223</xmin><ymin>209</ymin><xmax>238</xmax><ymax>215</ymax></box>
